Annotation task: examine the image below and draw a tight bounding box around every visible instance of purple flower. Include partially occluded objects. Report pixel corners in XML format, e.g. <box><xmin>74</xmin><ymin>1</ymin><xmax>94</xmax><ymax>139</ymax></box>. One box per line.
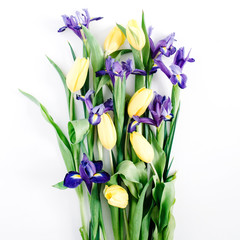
<box><xmin>96</xmin><ymin>57</ymin><xmax>124</xmax><ymax>86</ymax></box>
<box><xmin>58</xmin><ymin>9</ymin><xmax>103</xmax><ymax>39</ymax></box>
<box><xmin>174</xmin><ymin>47</ymin><xmax>195</xmax><ymax>69</ymax></box>
<box><xmin>169</xmin><ymin>64</ymin><xmax>187</xmax><ymax>89</ymax></box>
<box><xmin>128</xmin><ymin>93</ymin><xmax>173</xmax><ymax>132</ymax></box>
<box><xmin>63</xmin><ymin>154</ymin><xmax>110</xmax><ymax>193</ymax></box>
<box><xmin>149</xmin><ymin>27</ymin><xmax>176</xmax><ymax>59</ymax></box>
<box><xmin>77</xmin><ymin>90</ymin><xmax>113</xmax><ymax>125</ymax></box>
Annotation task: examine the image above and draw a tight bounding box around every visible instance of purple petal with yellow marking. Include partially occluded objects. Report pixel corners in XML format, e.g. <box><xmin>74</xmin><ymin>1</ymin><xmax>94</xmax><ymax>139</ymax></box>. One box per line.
<box><xmin>90</xmin><ymin>171</ymin><xmax>110</xmax><ymax>183</ymax></box>
<box><xmin>63</xmin><ymin>171</ymin><xmax>83</xmax><ymax>188</ymax></box>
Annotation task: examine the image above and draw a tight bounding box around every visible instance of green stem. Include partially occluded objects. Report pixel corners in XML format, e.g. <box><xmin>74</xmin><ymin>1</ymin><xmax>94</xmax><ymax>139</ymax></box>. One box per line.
<box><xmin>124</xmin><ymin>118</ymin><xmax>131</xmax><ymax>160</ymax></box>
<box><xmin>109</xmin><ymin>149</ymin><xmax>114</xmax><ymax>174</ymax></box>
<box><xmin>70</xmin><ymin>92</ymin><xmax>74</xmax><ymax>121</ymax></box>
<box><xmin>156</xmin><ymin>122</ymin><xmax>164</xmax><ymax>149</ymax></box>
<box><xmin>76</xmin><ymin>186</ymin><xmax>88</xmax><ymax>240</ymax></box>
<box><xmin>123</xmin><ymin>209</ymin><xmax>130</xmax><ymax>240</ymax></box>
<box><xmin>150</xmin><ymin>162</ymin><xmax>160</xmax><ymax>183</ymax></box>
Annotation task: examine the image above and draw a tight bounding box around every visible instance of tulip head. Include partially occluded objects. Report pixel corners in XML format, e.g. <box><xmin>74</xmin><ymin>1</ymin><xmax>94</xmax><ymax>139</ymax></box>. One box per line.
<box><xmin>128</xmin><ymin>87</ymin><xmax>153</xmax><ymax>118</ymax></box>
<box><xmin>66</xmin><ymin>57</ymin><xmax>89</xmax><ymax>93</ymax></box>
<box><xmin>104</xmin><ymin>26</ymin><xmax>126</xmax><ymax>55</ymax></box>
<box><xmin>97</xmin><ymin>113</ymin><xmax>117</xmax><ymax>150</ymax></box>
<box><xmin>126</xmin><ymin>19</ymin><xmax>145</xmax><ymax>51</ymax></box>
<box><xmin>130</xmin><ymin>131</ymin><xmax>154</xmax><ymax>163</ymax></box>
<box><xmin>104</xmin><ymin>185</ymin><xmax>128</xmax><ymax>208</ymax></box>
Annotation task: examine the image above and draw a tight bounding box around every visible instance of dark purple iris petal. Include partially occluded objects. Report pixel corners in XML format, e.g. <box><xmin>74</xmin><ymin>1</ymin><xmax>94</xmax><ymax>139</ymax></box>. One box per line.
<box><xmin>90</xmin><ymin>171</ymin><xmax>110</xmax><ymax>183</ymax></box>
<box><xmin>76</xmin><ymin>89</ymin><xmax>94</xmax><ymax>113</ymax></box>
<box><xmin>88</xmin><ymin>112</ymin><xmax>102</xmax><ymax>125</ymax></box>
<box><xmin>93</xmin><ymin>161</ymin><xmax>103</xmax><ymax>172</ymax></box>
<box><xmin>103</xmin><ymin>99</ymin><xmax>113</xmax><ymax>113</ymax></box>
<box><xmin>154</xmin><ymin>58</ymin><xmax>172</xmax><ymax>79</ymax></box>
<box><xmin>63</xmin><ymin>171</ymin><xmax>83</xmax><ymax>188</ymax></box>
<box><xmin>132</xmin><ymin>69</ymin><xmax>147</xmax><ymax>76</ymax></box>
<box><xmin>174</xmin><ymin>47</ymin><xmax>195</xmax><ymax>69</ymax></box>
<box><xmin>58</xmin><ymin>9</ymin><xmax>103</xmax><ymax>39</ymax></box>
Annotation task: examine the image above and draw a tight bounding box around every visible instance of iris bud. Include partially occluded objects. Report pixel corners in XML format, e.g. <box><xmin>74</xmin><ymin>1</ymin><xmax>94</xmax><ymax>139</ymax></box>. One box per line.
<box><xmin>66</xmin><ymin>57</ymin><xmax>89</xmax><ymax>93</ymax></box>
<box><xmin>104</xmin><ymin>185</ymin><xmax>128</xmax><ymax>208</ymax></box>
<box><xmin>104</xmin><ymin>26</ymin><xmax>126</xmax><ymax>55</ymax></box>
<box><xmin>130</xmin><ymin>131</ymin><xmax>154</xmax><ymax>163</ymax></box>
<box><xmin>128</xmin><ymin>87</ymin><xmax>153</xmax><ymax>118</ymax></box>
<box><xmin>126</xmin><ymin>19</ymin><xmax>145</xmax><ymax>51</ymax></box>
<box><xmin>97</xmin><ymin>113</ymin><xmax>117</xmax><ymax>150</ymax></box>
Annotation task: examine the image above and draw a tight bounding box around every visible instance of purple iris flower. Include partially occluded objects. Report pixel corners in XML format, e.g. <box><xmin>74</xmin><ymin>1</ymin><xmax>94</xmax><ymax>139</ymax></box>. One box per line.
<box><xmin>148</xmin><ymin>27</ymin><xmax>176</xmax><ymax>59</ymax></box>
<box><xmin>169</xmin><ymin>64</ymin><xmax>187</xmax><ymax>89</ymax></box>
<box><xmin>77</xmin><ymin>90</ymin><xmax>113</xmax><ymax>125</ymax></box>
<box><xmin>173</xmin><ymin>47</ymin><xmax>195</xmax><ymax>69</ymax></box>
<box><xmin>128</xmin><ymin>93</ymin><xmax>173</xmax><ymax>133</ymax></box>
<box><xmin>96</xmin><ymin>57</ymin><xmax>124</xmax><ymax>86</ymax></box>
<box><xmin>63</xmin><ymin>154</ymin><xmax>110</xmax><ymax>193</ymax></box>
<box><xmin>58</xmin><ymin>9</ymin><xmax>103</xmax><ymax>39</ymax></box>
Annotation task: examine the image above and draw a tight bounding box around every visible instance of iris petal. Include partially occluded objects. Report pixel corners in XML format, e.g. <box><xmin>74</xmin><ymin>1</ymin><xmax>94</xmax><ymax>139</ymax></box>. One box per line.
<box><xmin>63</xmin><ymin>171</ymin><xmax>83</xmax><ymax>188</ymax></box>
<box><xmin>91</xmin><ymin>171</ymin><xmax>110</xmax><ymax>183</ymax></box>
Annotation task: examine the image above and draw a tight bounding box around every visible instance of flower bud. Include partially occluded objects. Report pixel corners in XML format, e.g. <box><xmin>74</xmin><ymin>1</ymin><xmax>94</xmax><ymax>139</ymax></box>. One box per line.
<box><xmin>126</xmin><ymin>19</ymin><xmax>145</xmax><ymax>51</ymax></box>
<box><xmin>130</xmin><ymin>131</ymin><xmax>154</xmax><ymax>163</ymax></box>
<box><xmin>128</xmin><ymin>88</ymin><xmax>153</xmax><ymax>118</ymax></box>
<box><xmin>97</xmin><ymin>113</ymin><xmax>117</xmax><ymax>150</ymax></box>
<box><xmin>104</xmin><ymin>185</ymin><xmax>128</xmax><ymax>208</ymax></box>
<box><xmin>66</xmin><ymin>57</ymin><xmax>89</xmax><ymax>93</ymax></box>
<box><xmin>104</xmin><ymin>26</ymin><xmax>126</xmax><ymax>55</ymax></box>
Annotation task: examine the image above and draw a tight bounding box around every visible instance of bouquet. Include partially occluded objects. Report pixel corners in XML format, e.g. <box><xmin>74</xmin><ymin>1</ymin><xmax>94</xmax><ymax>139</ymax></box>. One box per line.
<box><xmin>20</xmin><ymin>9</ymin><xmax>194</xmax><ymax>240</ymax></box>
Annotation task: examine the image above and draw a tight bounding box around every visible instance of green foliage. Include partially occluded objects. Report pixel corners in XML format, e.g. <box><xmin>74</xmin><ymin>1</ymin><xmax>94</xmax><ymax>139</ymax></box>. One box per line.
<box><xmin>68</xmin><ymin>119</ymin><xmax>89</xmax><ymax>144</ymax></box>
<box><xmin>52</xmin><ymin>181</ymin><xmax>67</xmax><ymax>190</ymax></box>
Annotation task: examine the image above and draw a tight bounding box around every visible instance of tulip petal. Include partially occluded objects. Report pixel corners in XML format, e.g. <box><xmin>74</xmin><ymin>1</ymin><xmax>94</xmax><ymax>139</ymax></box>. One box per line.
<box><xmin>63</xmin><ymin>171</ymin><xmax>83</xmax><ymax>188</ymax></box>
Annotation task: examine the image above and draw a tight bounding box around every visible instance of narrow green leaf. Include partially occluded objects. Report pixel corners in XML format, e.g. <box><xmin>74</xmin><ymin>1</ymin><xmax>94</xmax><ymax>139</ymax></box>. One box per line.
<box><xmin>68</xmin><ymin>41</ymin><xmax>76</xmax><ymax>61</ymax></box>
<box><xmin>110</xmin><ymin>49</ymin><xmax>132</xmax><ymax>60</ymax></box>
<box><xmin>82</xmin><ymin>26</ymin><xmax>104</xmax><ymax>72</ymax></box>
<box><xmin>130</xmin><ymin>177</ymin><xmax>153</xmax><ymax>240</ymax></box>
<box><xmin>95</xmin><ymin>75</ymin><xmax>111</xmax><ymax>94</ymax></box>
<box><xmin>19</xmin><ymin>90</ymin><xmax>75</xmax><ymax>171</ymax></box>
<box><xmin>141</xmin><ymin>11</ymin><xmax>150</xmax><ymax>68</ymax></box>
<box><xmin>52</xmin><ymin>181</ymin><xmax>67</xmax><ymax>190</ymax></box>
<box><xmin>90</xmin><ymin>184</ymin><xmax>100</xmax><ymax>239</ymax></box>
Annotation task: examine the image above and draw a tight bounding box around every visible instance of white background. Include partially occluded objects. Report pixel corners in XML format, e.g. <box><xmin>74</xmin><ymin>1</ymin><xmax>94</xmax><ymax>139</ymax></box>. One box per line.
<box><xmin>1</xmin><ymin>0</ymin><xmax>240</xmax><ymax>239</ymax></box>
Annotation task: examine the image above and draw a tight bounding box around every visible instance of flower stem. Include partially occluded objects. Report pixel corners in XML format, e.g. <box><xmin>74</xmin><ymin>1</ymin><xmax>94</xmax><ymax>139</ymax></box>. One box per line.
<box><xmin>150</xmin><ymin>162</ymin><xmax>160</xmax><ymax>183</ymax></box>
<box><xmin>109</xmin><ymin>149</ymin><xmax>114</xmax><ymax>174</ymax></box>
<box><xmin>123</xmin><ymin>209</ymin><xmax>130</xmax><ymax>240</ymax></box>
<box><xmin>70</xmin><ymin>92</ymin><xmax>74</xmax><ymax>121</ymax></box>
<box><xmin>124</xmin><ymin>118</ymin><xmax>131</xmax><ymax>160</ymax></box>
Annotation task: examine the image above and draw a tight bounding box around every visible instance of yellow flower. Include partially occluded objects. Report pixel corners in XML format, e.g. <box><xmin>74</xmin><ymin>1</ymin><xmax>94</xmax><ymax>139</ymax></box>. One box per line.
<box><xmin>104</xmin><ymin>26</ymin><xmax>126</xmax><ymax>55</ymax></box>
<box><xmin>130</xmin><ymin>131</ymin><xmax>154</xmax><ymax>163</ymax></box>
<box><xmin>66</xmin><ymin>57</ymin><xmax>89</xmax><ymax>93</ymax></box>
<box><xmin>104</xmin><ymin>185</ymin><xmax>128</xmax><ymax>208</ymax></box>
<box><xmin>126</xmin><ymin>19</ymin><xmax>145</xmax><ymax>51</ymax></box>
<box><xmin>128</xmin><ymin>87</ymin><xmax>153</xmax><ymax>118</ymax></box>
<box><xmin>97</xmin><ymin>113</ymin><xmax>117</xmax><ymax>150</ymax></box>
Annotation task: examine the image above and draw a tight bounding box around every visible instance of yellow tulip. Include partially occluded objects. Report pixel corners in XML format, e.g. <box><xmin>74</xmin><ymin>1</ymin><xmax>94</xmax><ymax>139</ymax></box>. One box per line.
<box><xmin>97</xmin><ymin>113</ymin><xmax>117</xmax><ymax>150</ymax></box>
<box><xmin>130</xmin><ymin>131</ymin><xmax>154</xmax><ymax>163</ymax></box>
<box><xmin>66</xmin><ymin>57</ymin><xmax>89</xmax><ymax>93</ymax></box>
<box><xmin>126</xmin><ymin>19</ymin><xmax>145</xmax><ymax>51</ymax></box>
<box><xmin>104</xmin><ymin>26</ymin><xmax>126</xmax><ymax>55</ymax></box>
<box><xmin>128</xmin><ymin>87</ymin><xmax>153</xmax><ymax>118</ymax></box>
<box><xmin>104</xmin><ymin>185</ymin><xmax>128</xmax><ymax>208</ymax></box>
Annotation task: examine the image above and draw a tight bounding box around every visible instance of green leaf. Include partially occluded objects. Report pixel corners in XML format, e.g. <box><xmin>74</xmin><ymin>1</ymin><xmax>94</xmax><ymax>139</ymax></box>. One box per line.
<box><xmin>68</xmin><ymin>41</ymin><xmax>76</xmax><ymax>61</ymax></box>
<box><xmin>110</xmin><ymin>49</ymin><xmax>132</xmax><ymax>61</ymax></box>
<box><xmin>90</xmin><ymin>184</ymin><xmax>100</xmax><ymax>239</ymax></box>
<box><xmin>46</xmin><ymin>56</ymin><xmax>72</xmax><ymax>116</ymax></box>
<box><xmin>68</xmin><ymin>119</ymin><xmax>89</xmax><ymax>144</ymax></box>
<box><xmin>52</xmin><ymin>181</ymin><xmax>67</xmax><ymax>190</ymax></box>
<box><xmin>130</xmin><ymin>177</ymin><xmax>153</xmax><ymax>240</ymax></box>
<box><xmin>19</xmin><ymin>90</ymin><xmax>75</xmax><ymax>171</ymax></box>
<box><xmin>141</xmin><ymin>11</ymin><xmax>150</xmax><ymax>69</ymax></box>
<box><xmin>159</xmin><ymin>181</ymin><xmax>175</xmax><ymax>232</ymax></box>
<box><xmin>163</xmin><ymin>106</ymin><xmax>180</xmax><ymax>180</ymax></box>
<box><xmin>116</xmin><ymin>24</ymin><xmax>126</xmax><ymax>35</ymax></box>
<box><xmin>95</xmin><ymin>75</ymin><xmax>111</xmax><ymax>94</ymax></box>
<box><xmin>82</xmin><ymin>26</ymin><xmax>104</xmax><ymax>72</ymax></box>
<box><xmin>149</xmin><ymin>130</ymin><xmax>166</xmax><ymax>180</ymax></box>
<box><xmin>162</xmin><ymin>212</ymin><xmax>175</xmax><ymax>240</ymax></box>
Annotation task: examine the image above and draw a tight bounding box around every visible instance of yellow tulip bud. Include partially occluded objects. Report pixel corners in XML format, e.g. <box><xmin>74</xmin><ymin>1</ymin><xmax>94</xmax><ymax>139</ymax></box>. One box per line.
<box><xmin>97</xmin><ymin>113</ymin><xmax>117</xmax><ymax>150</ymax></box>
<box><xmin>128</xmin><ymin>87</ymin><xmax>153</xmax><ymax>118</ymax></box>
<box><xmin>104</xmin><ymin>185</ymin><xmax>128</xmax><ymax>208</ymax></box>
<box><xmin>126</xmin><ymin>19</ymin><xmax>146</xmax><ymax>51</ymax></box>
<box><xmin>66</xmin><ymin>57</ymin><xmax>89</xmax><ymax>93</ymax></box>
<box><xmin>104</xmin><ymin>26</ymin><xmax>126</xmax><ymax>55</ymax></box>
<box><xmin>130</xmin><ymin>131</ymin><xmax>154</xmax><ymax>163</ymax></box>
